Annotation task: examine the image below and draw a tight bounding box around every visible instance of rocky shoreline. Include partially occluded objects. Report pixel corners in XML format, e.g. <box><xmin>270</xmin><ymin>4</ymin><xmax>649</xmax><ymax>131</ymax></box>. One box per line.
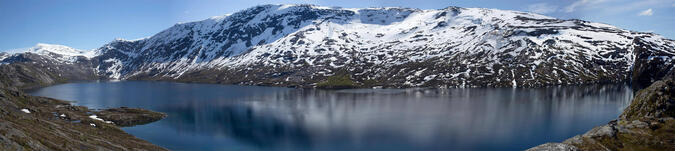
<box><xmin>529</xmin><ymin>79</ymin><xmax>675</xmax><ymax>151</ymax></box>
<box><xmin>0</xmin><ymin>88</ymin><xmax>167</xmax><ymax>150</ymax></box>
<box><xmin>528</xmin><ymin>34</ymin><xmax>675</xmax><ymax>151</ymax></box>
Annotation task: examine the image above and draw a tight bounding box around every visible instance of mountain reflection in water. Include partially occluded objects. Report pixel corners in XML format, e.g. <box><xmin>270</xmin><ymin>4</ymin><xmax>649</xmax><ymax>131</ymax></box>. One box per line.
<box><xmin>28</xmin><ymin>81</ymin><xmax>633</xmax><ymax>151</ymax></box>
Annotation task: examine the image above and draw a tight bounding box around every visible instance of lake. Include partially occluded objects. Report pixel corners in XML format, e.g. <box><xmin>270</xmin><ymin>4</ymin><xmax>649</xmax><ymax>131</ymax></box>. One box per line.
<box><xmin>27</xmin><ymin>81</ymin><xmax>634</xmax><ymax>151</ymax></box>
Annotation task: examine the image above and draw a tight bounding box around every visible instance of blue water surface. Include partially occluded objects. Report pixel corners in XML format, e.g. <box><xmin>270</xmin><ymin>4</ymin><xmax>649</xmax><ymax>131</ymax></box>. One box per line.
<box><xmin>28</xmin><ymin>81</ymin><xmax>634</xmax><ymax>151</ymax></box>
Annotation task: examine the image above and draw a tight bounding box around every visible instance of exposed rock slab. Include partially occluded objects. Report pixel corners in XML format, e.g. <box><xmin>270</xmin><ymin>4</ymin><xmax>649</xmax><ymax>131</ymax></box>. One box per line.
<box><xmin>527</xmin><ymin>143</ymin><xmax>578</xmax><ymax>151</ymax></box>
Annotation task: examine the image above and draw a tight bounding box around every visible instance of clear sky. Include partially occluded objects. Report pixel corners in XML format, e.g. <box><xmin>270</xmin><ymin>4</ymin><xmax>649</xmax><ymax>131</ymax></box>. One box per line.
<box><xmin>1</xmin><ymin>0</ymin><xmax>674</xmax><ymax>51</ymax></box>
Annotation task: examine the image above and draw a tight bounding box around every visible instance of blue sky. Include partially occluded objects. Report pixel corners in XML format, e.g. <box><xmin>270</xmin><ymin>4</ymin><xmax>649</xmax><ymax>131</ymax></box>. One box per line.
<box><xmin>1</xmin><ymin>0</ymin><xmax>674</xmax><ymax>51</ymax></box>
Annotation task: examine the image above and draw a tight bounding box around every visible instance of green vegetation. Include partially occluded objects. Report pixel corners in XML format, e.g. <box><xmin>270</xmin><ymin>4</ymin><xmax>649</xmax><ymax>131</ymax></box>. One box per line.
<box><xmin>316</xmin><ymin>74</ymin><xmax>357</xmax><ymax>89</ymax></box>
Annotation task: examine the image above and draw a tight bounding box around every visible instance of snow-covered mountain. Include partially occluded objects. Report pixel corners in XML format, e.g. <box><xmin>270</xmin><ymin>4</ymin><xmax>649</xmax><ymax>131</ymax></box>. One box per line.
<box><xmin>4</xmin><ymin>4</ymin><xmax>675</xmax><ymax>88</ymax></box>
<box><xmin>2</xmin><ymin>43</ymin><xmax>95</xmax><ymax>63</ymax></box>
<box><xmin>0</xmin><ymin>44</ymin><xmax>97</xmax><ymax>89</ymax></box>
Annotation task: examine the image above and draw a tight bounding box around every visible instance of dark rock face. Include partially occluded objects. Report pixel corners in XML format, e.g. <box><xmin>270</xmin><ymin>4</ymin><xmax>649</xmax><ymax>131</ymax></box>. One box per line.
<box><xmin>93</xmin><ymin>39</ymin><xmax>144</xmax><ymax>79</ymax></box>
<box><xmin>0</xmin><ymin>88</ymin><xmax>167</xmax><ymax>151</ymax></box>
<box><xmin>631</xmin><ymin>38</ymin><xmax>675</xmax><ymax>89</ymax></box>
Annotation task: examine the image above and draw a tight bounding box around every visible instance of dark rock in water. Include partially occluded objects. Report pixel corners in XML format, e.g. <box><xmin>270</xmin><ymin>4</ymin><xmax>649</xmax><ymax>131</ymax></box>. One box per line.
<box><xmin>0</xmin><ymin>88</ymin><xmax>167</xmax><ymax>151</ymax></box>
<box><xmin>529</xmin><ymin>79</ymin><xmax>675</xmax><ymax>151</ymax></box>
<box><xmin>95</xmin><ymin>107</ymin><xmax>167</xmax><ymax>127</ymax></box>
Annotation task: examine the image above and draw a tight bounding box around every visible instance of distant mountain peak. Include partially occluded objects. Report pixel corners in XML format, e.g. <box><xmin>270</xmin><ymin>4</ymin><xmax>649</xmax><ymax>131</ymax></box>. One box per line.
<box><xmin>28</xmin><ymin>43</ymin><xmax>95</xmax><ymax>58</ymax></box>
<box><xmin>0</xmin><ymin>43</ymin><xmax>96</xmax><ymax>64</ymax></box>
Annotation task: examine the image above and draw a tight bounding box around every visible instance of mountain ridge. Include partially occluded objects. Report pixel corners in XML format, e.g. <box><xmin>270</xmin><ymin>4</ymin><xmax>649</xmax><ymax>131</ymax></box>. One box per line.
<box><xmin>2</xmin><ymin>4</ymin><xmax>674</xmax><ymax>88</ymax></box>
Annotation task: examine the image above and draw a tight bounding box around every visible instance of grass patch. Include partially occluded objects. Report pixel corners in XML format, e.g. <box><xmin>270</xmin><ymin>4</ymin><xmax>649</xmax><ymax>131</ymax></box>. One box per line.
<box><xmin>316</xmin><ymin>74</ymin><xmax>357</xmax><ymax>89</ymax></box>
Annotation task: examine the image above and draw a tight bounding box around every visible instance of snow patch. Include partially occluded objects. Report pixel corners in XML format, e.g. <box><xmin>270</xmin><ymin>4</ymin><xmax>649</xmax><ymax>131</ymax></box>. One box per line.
<box><xmin>89</xmin><ymin>115</ymin><xmax>114</xmax><ymax>124</ymax></box>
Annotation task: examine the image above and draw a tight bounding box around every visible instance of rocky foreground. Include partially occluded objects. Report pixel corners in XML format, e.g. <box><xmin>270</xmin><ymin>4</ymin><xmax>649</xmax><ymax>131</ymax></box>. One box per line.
<box><xmin>0</xmin><ymin>88</ymin><xmax>167</xmax><ymax>150</ymax></box>
<box><xmin>529</xmin><ymin>79</ymin><xmax>675</xmax><ymax>151</ymax></box>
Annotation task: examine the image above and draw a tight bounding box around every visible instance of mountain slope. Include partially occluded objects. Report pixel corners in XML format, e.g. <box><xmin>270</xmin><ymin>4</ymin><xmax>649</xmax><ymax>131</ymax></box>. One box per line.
<box><xmin>6</xmin><ymin>4</ymin><xmax>675</xmax><ymax>88</ymax></box>
<box><xmin>0</xmin><ymin>44</ymin><xmax>98</xmax><ymax>89</ymax></box>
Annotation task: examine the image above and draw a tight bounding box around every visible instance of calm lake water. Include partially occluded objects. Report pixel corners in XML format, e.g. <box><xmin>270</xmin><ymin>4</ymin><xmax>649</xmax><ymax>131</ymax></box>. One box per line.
<box><xmin>27</xmin><ymin>81</ymin><xmax>634</xmax><ymax>151</ymax></box>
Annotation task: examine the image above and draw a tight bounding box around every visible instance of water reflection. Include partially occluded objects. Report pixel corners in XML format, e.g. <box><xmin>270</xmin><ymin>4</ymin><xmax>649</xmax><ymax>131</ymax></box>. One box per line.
<box><xmin>28</xmin><ymin>82</ymin><xmax>633</xmax><ymax>151</ymax></box>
